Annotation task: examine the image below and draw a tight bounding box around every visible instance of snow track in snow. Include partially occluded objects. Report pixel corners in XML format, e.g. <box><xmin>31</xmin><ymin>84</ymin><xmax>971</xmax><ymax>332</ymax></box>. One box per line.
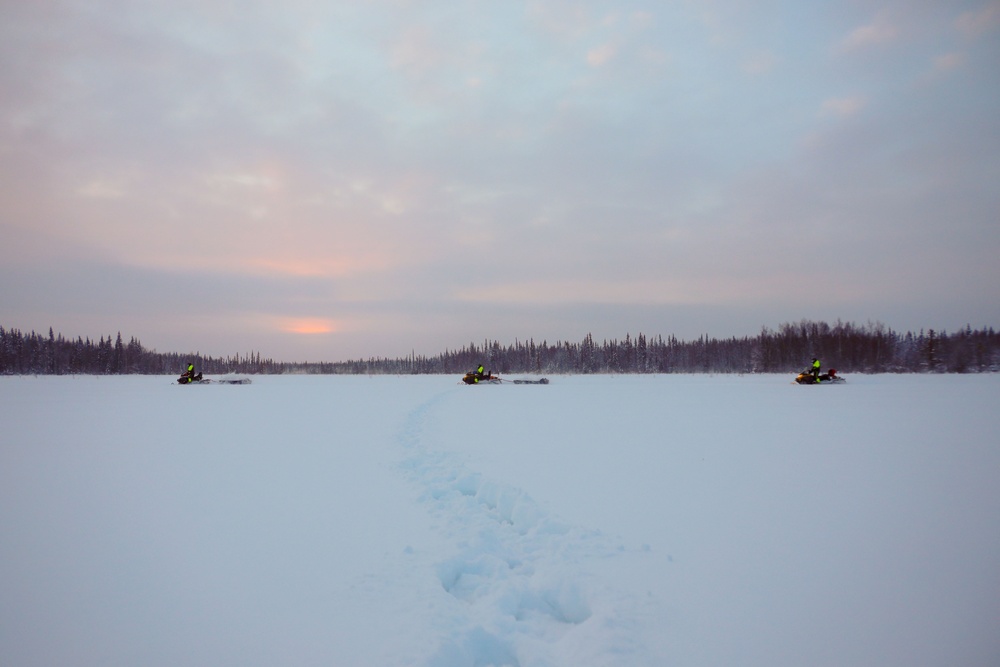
<box><xmin>396</xmin><ymin>390</ymin><xmax>650</xmax><ymax>667</ymax></box>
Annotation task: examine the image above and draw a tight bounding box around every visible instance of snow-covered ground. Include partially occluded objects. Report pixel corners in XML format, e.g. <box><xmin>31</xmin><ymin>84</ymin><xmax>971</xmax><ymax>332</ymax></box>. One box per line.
<box><xmin>2</xmin><ymin>373</ymin><xmax>998</xmax><ymax>667</ymax></box>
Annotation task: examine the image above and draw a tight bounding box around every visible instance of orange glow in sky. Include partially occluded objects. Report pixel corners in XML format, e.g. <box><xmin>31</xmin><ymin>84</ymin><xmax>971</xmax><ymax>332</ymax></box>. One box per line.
<box><xmin>282</xmin><ymin>318</ymin><xmax>338</xmax><ymax>335</ymax></box>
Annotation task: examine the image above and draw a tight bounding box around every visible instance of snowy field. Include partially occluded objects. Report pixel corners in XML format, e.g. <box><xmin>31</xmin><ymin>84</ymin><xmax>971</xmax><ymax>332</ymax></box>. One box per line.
<box><xmin>2</xmin><ymin>373</ymin><xmax>999</xmax><ymax>667</ymax></box>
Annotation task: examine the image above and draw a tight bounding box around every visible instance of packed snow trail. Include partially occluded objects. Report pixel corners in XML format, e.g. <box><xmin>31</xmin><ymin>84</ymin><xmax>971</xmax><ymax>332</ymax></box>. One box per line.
<box><xmin>395</xmin><ymin>387</ymin><xmax>656</xmax><ymax>667</ymax></box>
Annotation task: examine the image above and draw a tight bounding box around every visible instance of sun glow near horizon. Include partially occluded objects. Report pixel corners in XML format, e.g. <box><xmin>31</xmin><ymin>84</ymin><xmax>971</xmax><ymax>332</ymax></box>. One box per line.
<box><xmin>281</xmin><ymin>318</ymin><xmax>339</xmax><ymax>335</ymax></box>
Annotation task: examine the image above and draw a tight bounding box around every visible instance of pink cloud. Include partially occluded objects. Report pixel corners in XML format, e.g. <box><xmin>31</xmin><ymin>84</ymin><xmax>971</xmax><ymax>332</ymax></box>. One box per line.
<box><xmin>933</xmin><ymin>52</ymin><xmax>966</xmax><ymax>73</ymax></box>
<box><xmin>586</xmin><ymin>43</ymin><xmax>616</xmax><ymax>67</ymax></box>
<box><xmin>839</xmin><ymin>15</ymin><xmax>898</xmax><ymax>52</ymax></box>
<box><xmin>742</xmin><ymin>51</ymin><xmax>777</xmax><ymax>75</ymax></box>
<box><xmin>955</xmin><ymin>3</ymin><xmax>1000</xmax><ymax>37</ymax></box>
<box><xmin>821</xmin><ymin>95</ymin><xmax>867</xmax><ymax>118</ymax></box>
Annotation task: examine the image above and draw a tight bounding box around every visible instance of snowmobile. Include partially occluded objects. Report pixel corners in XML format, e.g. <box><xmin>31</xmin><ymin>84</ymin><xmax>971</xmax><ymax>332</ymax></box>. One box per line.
<box><xmin>460</xmin><ymin>371</ymin><xmax>550</xmax><ymax>385</ymax></box>
<box><xmin>794</xmin><ymin>368</ymin><xmax>846</xmax><ymax>385</ymax></box>
<box><xmin>462</xmin><ymin>371</ymin><xmax>501</xmax><ymax>385</ymax></box>
<box><xmin>177</xmin><ymin>373</ymin><xmax>252</xmax><ymax>385</ymax></box>
<box><xmin>177</xmin><ymin>371</ymin><xmax>203</xmax><ymax>384</ymax></box>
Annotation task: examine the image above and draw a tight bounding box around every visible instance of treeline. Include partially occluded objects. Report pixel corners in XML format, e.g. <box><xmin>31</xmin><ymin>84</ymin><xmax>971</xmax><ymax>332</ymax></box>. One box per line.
<box><xmin>0</xmin><ymin>327</ymin><xmax>282</xmax><ymax>376</ymax></box>
<box><xmin>2</xmin><ymin>321</ymin><xmax>998</xmax><ymax>376</ymax></box>
<box><xmin>329</xmin><ymin>321</ymin><xmax>999</xmax><ymax>375</ymax></box>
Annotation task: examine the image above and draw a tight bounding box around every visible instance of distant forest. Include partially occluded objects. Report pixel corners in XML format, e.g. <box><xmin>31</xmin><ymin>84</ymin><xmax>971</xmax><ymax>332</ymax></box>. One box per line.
<box><xmin>2</xmin><ymin>321</ymin><xmax>998</xmax><ymax>376</ymax></box>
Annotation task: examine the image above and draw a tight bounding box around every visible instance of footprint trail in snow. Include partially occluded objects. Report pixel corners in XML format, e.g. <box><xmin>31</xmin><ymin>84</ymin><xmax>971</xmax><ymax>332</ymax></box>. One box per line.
<box><xmin>396</xmin><ymin>391</ymin><xmax>653</xmax><ymax>667</ymax></box>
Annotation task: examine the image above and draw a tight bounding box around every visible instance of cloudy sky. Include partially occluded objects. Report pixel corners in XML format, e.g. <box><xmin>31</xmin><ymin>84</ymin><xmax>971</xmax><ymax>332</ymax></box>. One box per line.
<box><xmin>2</xmin><ymin>1</ymin><xmax>998</xmax><ymax>362</ymax></box>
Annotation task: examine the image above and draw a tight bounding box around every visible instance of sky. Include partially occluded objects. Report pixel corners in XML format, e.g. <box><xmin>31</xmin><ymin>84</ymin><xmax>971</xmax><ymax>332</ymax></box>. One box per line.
<box><xmin>2</xmin><ymin>0</ymin><xmax>999</xmax><ymax>362</ymax></box>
